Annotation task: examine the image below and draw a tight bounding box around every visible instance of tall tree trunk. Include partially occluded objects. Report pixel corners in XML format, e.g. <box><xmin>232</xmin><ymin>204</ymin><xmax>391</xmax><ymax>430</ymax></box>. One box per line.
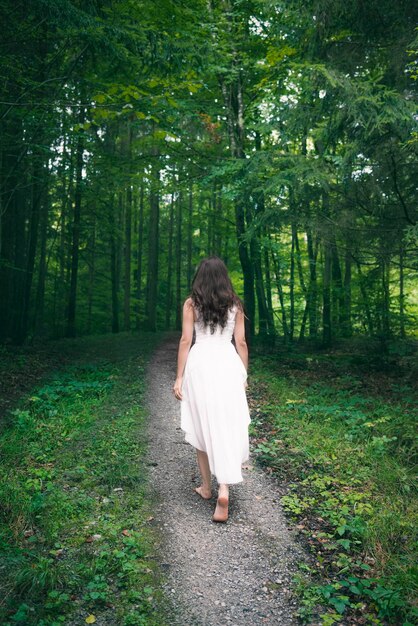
<box><xmin>271</xmin><ymin>246</ymin><xmax>290</xmax><ymax>343</ymax></box>
<box><xmin>207</xmin><ymin>0</ymin><xmax>255</xmax><ymax>338</ymax></box>
<box><xmin>87</xmin><ymin>214</ymin><xmax>96</xmax><ymax>334</ymax></box>
<box><xmin>66</xmin><ymin>104</ymin><xmax>85</xmax><ymax>338</ymax></box>
<box><xmin>135</xmin><ymin>182</ymin><xmax>145</xmax><ymax>329</ymax></box>
<box><xmin>321</xmin><ymin>191</ymin><xmax>332</xmax><ymax>346</ymax></box>
<box><xmin>110</xmin><ymin>195</ymin><xmax>120</xmax><ymax>334</ymax></box>
<box><xmin>165</xmin><ymin>191</ymin><xmax>175</xmax><ymax>329</ymax></box>
<box><xmin>289</xmin><ymin>219</ymin><xmax>296</xmax><ymax>341</ymax></box>
<box><xmin>263</xmin><ymin>231</ymin><xmax>274</xmax><ymax>328</ymax></box>
<box><xmin>399</xmin><ymin>237</ymin><xmax>405</xmax><ymax>339</ymax></box>
<box><xmin>341</xmin><ymin>240</ymin><xmax>353</xmax><ymax>337</ymax></box>
<box><xmin>33</xmin><ymin>187</ymin><xmax>49</xmax><ymax>334</ymax></box>
<box><xmin>124</xmin><ymin>121</ymin><xmax>133</xmax><ymax>331</ymax></box>
<box><xmin>207</xmin><ymin>195</ymin><xmax>212</xmax><ymax>255</ymax></box>
<box><xmin>306</xmin><ymin>226</ymin><xmax>319</xmax><ymax>338</ymax></box>
<box><xmin>175</xmin><ymin>188</ymin><xmax>183</xmax><ymax>330</ymax></box>
<box><xmin>322</xmin><ymin>239</ymin><xmax>332</xmax><ymax>347</ymax></box>
<box><xmin>381</xmin><ymin>254</ymin><xmax>391</xmax><ymax>338</ymax></box>
<box><xmin>145</xmin><ymin>140</ymin><xmax>160</xmax><ymax>331</ymax></box>
<box><xmin>355</xmin><ymin>259</ymin><xmax>374</xmax><ymax>336</ymax></box>
<box><xmin>57</xmin><ymin>131</ymin><xmax>74</xmax><ymax>336</ymax></box>
<box><xmin>187</xmin><ymin>185</ymin><xmax>193</xmax><ymax>291</ymax></box>
<box><xmin>331</xmin><ymin>234</ymin><xmax>344</xmax><ymax>335</ymax></box>
<box><xmin>214</xmin><ymin>184</ymin><xmax>222</xmax><ymax>255</ymax></box>
<box><xmin>8</xmin><ymin>168</ymin><xmax>26</xmax><ymax>344</ymax></box>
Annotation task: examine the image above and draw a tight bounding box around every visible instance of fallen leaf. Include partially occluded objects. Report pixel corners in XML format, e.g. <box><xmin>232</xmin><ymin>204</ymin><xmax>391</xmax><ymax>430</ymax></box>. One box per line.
<box><xmin>85</xmin><ymin>615</ymin><xmax>96</xmax><ymax>624</ymax></box>
<box><xmin>122</xmin><ymin>529</ymin><xmax>130</xmax><ymax>536</ymax></box>
<box><xmin>85</xmin><ymin>534</ymin><xmax>101</xmax><ymax>543</ymax></box>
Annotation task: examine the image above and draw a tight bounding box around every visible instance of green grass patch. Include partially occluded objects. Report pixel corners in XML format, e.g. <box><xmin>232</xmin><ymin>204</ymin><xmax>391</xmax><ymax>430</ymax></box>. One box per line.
<box><xmin>0</xmin><ymin>332</ymin><xmax>168</xmax><ymax>625</ymax></box>
<box><xmin>249</xmin><ymin>349</ymin><xmax>417</xmax><ymax>626</ymax></box>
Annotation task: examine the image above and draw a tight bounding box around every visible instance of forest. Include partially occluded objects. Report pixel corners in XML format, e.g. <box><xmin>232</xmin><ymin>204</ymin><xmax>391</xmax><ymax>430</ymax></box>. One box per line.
<box><xmin>1</xmin><ymin>0</ymin><xmax>417</xmax><ymax>345</ymax></box>
<box><xmin>0</xmin><ymin>1</ymin><xmax>417</xmax><ymax>625</ymax></box>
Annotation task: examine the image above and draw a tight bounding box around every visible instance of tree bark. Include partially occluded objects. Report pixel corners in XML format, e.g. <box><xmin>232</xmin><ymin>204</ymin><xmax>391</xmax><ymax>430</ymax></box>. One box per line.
<box><xmin>175</xmin><ymin>188</ymin><xmax>183</xmax><ymax>331</ymax></box>
<box><xmin>66</xmin><ymin>104</ymin><xmax>85</xmax><ymax>338</ymax></box>
<box><xmin>124</xmin><ymin>121</ymin><xmax>133</xmax><ymax>331</ymax></box>
<box><xmin>165</xmin><ymin>191</ymin><xmax>175</xmax><ymax>329</ymax></box>
<box><xmin>135</xmin><ymin>182</ymin><xmax>145</xmax><ymax>329</ymax></box>
<box><xmin>145</xmin><ymin>147</ymin><xmax>160</xmax><ymax>332</ymax></box>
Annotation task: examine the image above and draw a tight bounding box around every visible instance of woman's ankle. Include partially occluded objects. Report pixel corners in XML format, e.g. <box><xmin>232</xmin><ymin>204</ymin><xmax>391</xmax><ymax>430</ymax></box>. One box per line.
<box><xmin>218</xmin><ymin>484</ymin><xmax>229</xmax><ymax>499</ymax></box>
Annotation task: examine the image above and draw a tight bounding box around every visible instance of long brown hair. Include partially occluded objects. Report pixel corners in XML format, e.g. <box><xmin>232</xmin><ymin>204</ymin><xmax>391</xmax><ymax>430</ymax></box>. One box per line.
<box><xmin>190</xmin><ymin>256</ymin><xmax>243</xmax><ymax>334</ymax></box>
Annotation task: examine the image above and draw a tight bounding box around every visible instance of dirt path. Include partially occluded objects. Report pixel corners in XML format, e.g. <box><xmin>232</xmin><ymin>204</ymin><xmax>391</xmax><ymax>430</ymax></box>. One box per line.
<box><xmin>145</xmin><ymin>336</ymin><xmax>304</xmax><ymax>626</ymax></box>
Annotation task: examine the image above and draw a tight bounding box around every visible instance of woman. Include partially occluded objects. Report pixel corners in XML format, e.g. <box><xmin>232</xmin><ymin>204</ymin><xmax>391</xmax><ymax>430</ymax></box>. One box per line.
<box><xmin>173</xmin><ymin>256</ymin><xmax>251</xmax><ymax>523</ymax></box>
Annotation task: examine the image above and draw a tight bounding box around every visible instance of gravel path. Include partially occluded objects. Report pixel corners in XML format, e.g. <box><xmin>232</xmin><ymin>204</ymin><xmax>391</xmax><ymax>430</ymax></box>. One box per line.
<box><xmin>145</xmin><ymin>336</ymin><xmax>304</xmax><ymax>626</ymax></box>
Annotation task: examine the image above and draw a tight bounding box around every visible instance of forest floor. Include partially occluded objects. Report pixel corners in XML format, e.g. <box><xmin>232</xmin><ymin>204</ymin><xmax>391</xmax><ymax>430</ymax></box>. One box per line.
<box><xmin>0</xmin><ymin>332</ymin><xmax>305</xmax><ymax>626</ymax></box>
<box><xmin>0</xmin><ymin>333</ymin><xmax>416</xmax><ymax>625</ymax></box>
<box><xmin>0</xmin><ymin>332</ymin><xmax>168</xmax><ymax>625</ymax></box>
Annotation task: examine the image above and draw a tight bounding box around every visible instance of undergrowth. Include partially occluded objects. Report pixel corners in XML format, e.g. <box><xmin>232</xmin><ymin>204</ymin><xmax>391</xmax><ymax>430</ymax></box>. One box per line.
<box><xmin>0</xmin><ymin>333</ymin><xmax>166</xmax><ymax>625</ymax></box>
<box><xmin>249</xmin><ymin>345</ymin><xmax>417</xmax><ymax>626</ymax></box>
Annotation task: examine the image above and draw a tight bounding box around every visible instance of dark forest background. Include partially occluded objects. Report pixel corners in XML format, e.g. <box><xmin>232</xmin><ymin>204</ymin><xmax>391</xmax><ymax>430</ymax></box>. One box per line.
<box><xmin>1</xmin><ymin>0</ymin><xmax>417</xmax><ymax>346</ymax></box>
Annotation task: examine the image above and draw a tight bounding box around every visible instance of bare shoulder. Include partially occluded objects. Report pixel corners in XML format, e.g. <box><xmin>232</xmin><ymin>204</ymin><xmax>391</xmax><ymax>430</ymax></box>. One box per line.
<box><xmin>183</xmin><ymin>297</ymin><xmax>196</xmax><ymax>322</ymax></box>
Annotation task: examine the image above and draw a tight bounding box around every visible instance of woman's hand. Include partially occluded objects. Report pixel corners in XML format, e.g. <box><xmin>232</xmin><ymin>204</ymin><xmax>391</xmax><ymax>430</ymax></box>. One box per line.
<box><xmin>173</xmin><ymin>377</ymin><xmax>183</xmax><ymax>400</ymax></box>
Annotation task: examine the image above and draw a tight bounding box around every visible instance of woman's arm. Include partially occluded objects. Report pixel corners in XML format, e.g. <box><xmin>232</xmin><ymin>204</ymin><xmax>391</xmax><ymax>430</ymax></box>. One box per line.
<box><xmin>173</xmin><ymin>298</ymin><xmax>194</xmax><ymax>400</ymax></box>
<box><xmin>233</xmin><ymin>306</ymin><xmax>248</xmax><ymax>372</ymax></box>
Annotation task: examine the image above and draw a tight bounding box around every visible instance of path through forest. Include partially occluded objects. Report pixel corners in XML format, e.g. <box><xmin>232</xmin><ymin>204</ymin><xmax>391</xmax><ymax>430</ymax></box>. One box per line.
<box><xmin>145</xmin><ymin>337</ymin><xmax>304</xmax><ymax>625</ymax></box>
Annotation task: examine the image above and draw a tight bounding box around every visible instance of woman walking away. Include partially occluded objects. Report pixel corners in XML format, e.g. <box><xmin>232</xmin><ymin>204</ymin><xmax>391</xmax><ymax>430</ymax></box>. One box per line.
<box><xmin>173</xmin><ymin>256</ymin><xmax>251</xmax><ymax>523</ymax></box>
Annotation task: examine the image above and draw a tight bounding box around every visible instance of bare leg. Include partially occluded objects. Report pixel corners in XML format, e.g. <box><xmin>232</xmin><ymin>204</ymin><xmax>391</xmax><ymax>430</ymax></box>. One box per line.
<box><xmin>195</xmin><ymin>449</ymin><xmax>212</xmax><ymax>499</ymax></box>
<box><xmin>213</xmin><ymin>483</ymin><xmax>229</xmax><ymax>522</ymax></box>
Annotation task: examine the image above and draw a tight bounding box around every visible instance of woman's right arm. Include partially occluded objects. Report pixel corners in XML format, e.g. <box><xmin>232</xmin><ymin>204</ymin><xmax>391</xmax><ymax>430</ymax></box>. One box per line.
<box><xmin>173</xmin><ymin>298</ymin><xmax>194</xmax><ymax>400</ymax></box>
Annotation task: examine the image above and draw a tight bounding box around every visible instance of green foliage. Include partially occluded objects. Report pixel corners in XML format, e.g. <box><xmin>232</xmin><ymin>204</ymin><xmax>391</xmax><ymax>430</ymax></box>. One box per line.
<box><xmin>0</xmin><ymin>333</ymin><xmax>166</xmax><ymax>625</ymax></box>
<box><xmin>250</xmin><ymin>349</ymin><xmax>417</xmax><ymax>624</ymax></box>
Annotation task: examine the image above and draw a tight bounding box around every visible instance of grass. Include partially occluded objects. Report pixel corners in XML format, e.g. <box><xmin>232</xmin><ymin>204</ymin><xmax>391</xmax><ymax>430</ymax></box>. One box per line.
<box><xmin>0</xmin><ymin>332</ymin><xmax>169</xmax><ymax>625</ymax></box>
<box><xmin>248</xmin><ymin>340</ymin><xmax>417</xmax><ymax>626</ymax></box>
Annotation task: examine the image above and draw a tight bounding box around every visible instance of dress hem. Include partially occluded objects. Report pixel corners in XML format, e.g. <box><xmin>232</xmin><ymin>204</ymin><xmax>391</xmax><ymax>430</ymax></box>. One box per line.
<box><xmin>182</xmin><ymin>428</ymin><xmax>248</xmax><ymax>485</ymax></box>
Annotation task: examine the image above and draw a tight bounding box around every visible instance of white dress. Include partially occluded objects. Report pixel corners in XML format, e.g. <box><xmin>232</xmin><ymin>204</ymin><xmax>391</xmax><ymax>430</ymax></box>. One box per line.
<box><xmin>180</xmin><ymin>304</ymin><xmax>251</xmax><ymax>484</ymax></box>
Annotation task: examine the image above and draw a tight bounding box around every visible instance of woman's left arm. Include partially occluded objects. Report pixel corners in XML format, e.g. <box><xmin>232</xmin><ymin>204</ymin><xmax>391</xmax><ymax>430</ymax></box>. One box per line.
<box><xmin>173</xmin><ymin>299</ymin><xmax>194</xmax><ymax>400</ymax></box>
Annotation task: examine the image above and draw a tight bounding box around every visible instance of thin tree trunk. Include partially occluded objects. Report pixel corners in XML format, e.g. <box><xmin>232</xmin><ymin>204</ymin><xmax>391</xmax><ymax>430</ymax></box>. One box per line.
<box><xmin>322</xmin><ymin>192</ymin><xmax>332</xmax><ymax>347</ymax></box>
<box><xmin>399</xmin><ymin>237</ymin><xmax>405</xmax><ymax>338</ymax></box>
<box><xmin>341</xmin><ymin>240</ymin><xmax>352</xmax><ymax>337</ymax></box>
<box><xmin>355</xmin><ymin>259</ymin><xmax>374</xmax><ymax>336</ymax></box>
<box><xmin>271</xmin><ymin>246</ymin><xmax>290</xmax><ymax>343</ymax></box>
<box><xmin>187</xmin><ymin>185</ymin><xmax>193</xmax><ymax>291</ymax></box>
<box><xmin>289</xmin><ymin>219</ymin><xmax>296</xmax><ymax>341</ymax></box>
<box><xmin>145</xmin><ymin>149</ymin><xmax>160</xmax><ymax>332</ymax></box>
<box><xmin>33</xmin><ymin>186</ymin><xmax>49</xmax><ymax>334</ymax></box>
<box><xmin>110</xmin><ymin>194</ymin><xmax>120</xmax><ymax>334</ymax></box>
<box><xmin>124</xmin><ymin>121</ymin><xmax>133</xmax><ymax>331</ymax></box>
<box><xmin>135</xmin><ymin>182</ymin><xmax>144</xmax><ymax>329</ymax></box>
<box><xmin>87</xmin><ymin>215</ymin><xmax>96</xmax><ymax>334</ymax></box>
<box><xmin>66</xmin><ymin>104</ymin><xmax>85</xmax><ymax>338</ymax></box>
<box><xmin>381</xmin><ymin>255</ymin><xmax>391</xmax><ymax>338</ymax></box>
<box><xmin>165</xmin><ymin>191</ymin><xmax>175</xmax><ymax>329</ymax></box>
<box><xmin>322</xmin><ymin>239</ymin><xmax>332</xmax><ymax>347</ymax></box>
<box><xmin>263</xmin><ymin>231</ymin><xmax>274</xmax><ymax>327</ymax></box>
<box><xmin>331</xmin><ymin>234</ymin><xmax>344</xmax><ymax>335</ymax></box>
<box><xmin>306</xmin><ymin>226</ymin><xmax>319</xmax><ymax>338</ymax></box>
<box><xmin>175</xmin><ymin>188</ymin><xmax>183</xmax><ymax>330</ymax></box>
